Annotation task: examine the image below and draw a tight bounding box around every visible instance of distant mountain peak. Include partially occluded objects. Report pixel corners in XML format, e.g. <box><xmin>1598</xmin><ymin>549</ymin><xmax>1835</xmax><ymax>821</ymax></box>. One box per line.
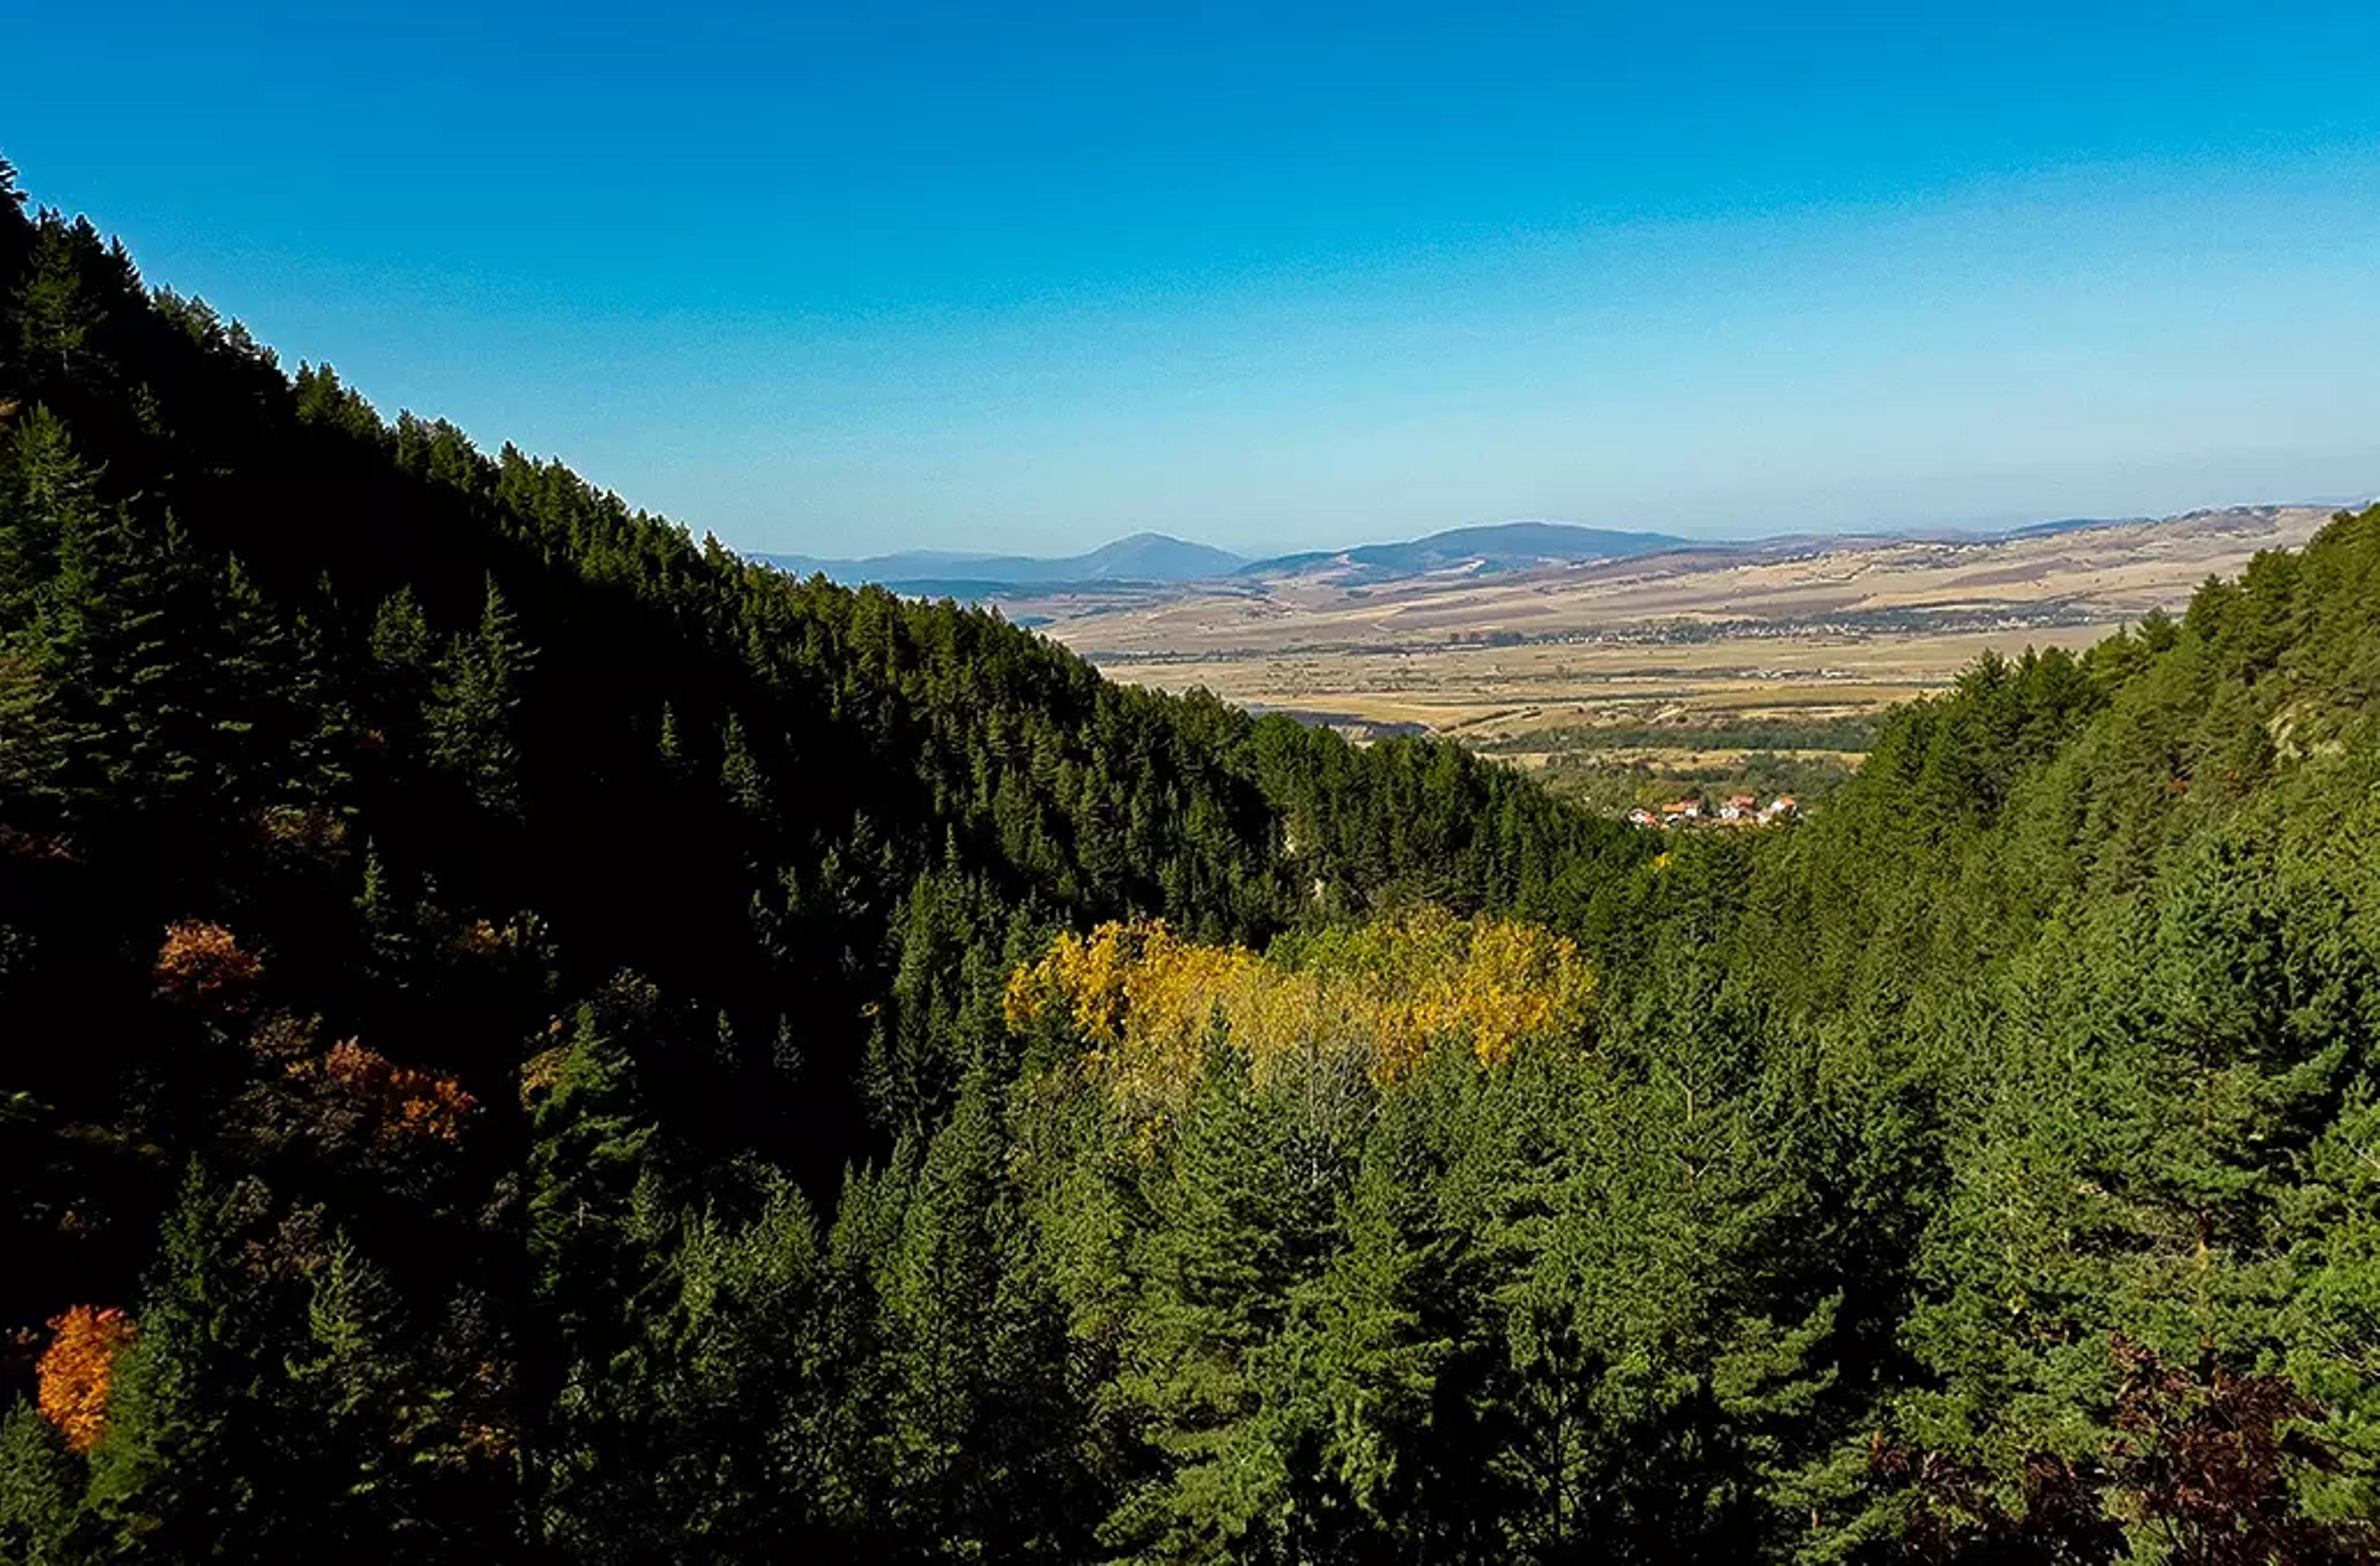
<box><xmin>751</xmin><ymin>531</ymin><xmax>1246</xmax><ymax>591</ymax></box>
<box><xmin>1245</xmin><ymin>520</ymin><xmax>1692</xmax><ymax>582</ymax></box>
<box><xmin>1072</xmin><ymin>533</ymin><xmax>1246</xmax><ymax>579</ymax></box>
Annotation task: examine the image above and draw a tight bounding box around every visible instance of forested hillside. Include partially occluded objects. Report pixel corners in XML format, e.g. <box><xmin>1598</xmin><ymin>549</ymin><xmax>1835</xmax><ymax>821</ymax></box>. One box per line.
<box><xmin>1</xmin><ymin>159</ymin><xmax>2374</xmax><ymax>1562</ymax></box>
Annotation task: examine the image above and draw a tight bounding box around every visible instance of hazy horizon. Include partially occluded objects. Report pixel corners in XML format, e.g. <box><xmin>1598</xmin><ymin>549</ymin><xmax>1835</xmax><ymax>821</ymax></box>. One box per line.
<box><xmin>14</xmin><ymin>1</ymin><xmax>2380</xmax><ymax>558</ymax></box>
<box><xmin>757</xmin><ymin>495</ymin><xmax>2380</xmax><ymax>569</ymax></box>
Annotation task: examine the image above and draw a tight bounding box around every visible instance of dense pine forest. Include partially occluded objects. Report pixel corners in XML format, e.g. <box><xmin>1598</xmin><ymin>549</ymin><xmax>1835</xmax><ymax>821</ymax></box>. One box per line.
<box><xmin>0</xmin><ymin>158</ymin><xmax>2374</xmax><ymax>1563</ymax></box>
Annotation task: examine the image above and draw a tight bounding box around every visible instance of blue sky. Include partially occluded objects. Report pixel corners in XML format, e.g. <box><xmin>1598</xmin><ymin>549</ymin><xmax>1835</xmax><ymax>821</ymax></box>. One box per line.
<box><xmin>10</xmin><ymin>1</ymin><xmax>2380</xmax><ymax>555</ymax></box>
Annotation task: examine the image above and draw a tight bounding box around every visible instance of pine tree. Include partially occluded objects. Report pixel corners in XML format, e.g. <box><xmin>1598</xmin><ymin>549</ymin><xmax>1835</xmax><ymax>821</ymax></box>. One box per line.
<box><xmin>0</xmin><ymin>1400</ymin><xmax>86</xmax><ymax>1566</ymax></box>
<box><xmin>2281</xmin><ymin>1089</ymin><xmax>2380</xmax><ymax>1522</ymax></box>
<box><xmin>205</xmin><ymin>556</ymin><xmax>305</xmax><ymax>818</ymax></box>
<box><xmin>1470</xmin><ymin>962</ymin><xmax>1844</xmax><ymax>1562</ymax></box>
<box><xmin>426</xmin><ymin>577</ymin><xmax>531</xmax><ymax>815</ymax></box>
<box><xmin>82</xmin><ymin>1166</ymin><xmax>268</xmax><ymax>1561</ymax></box>
<box><xmin>1307</xmin><ymin>1060</ymin><xmax>1478</xmax><ymax>1552</ymax></box>
<box><xmin>368</xmin><ymin>585</ymin><xmax>432</xmax><ymax>675</ymax></box>
<box><xmin>0</xmin><ymin>410</ymin><xmax>204</xmax><ymax>819</ymax></box>
<box><xmin>38</xmin><ymin>497</ymin><xmax>209</xmax><ymax>815</ymax></box>
<box><xmin>717</xmin><ymin>710</ymin><xmax>770</xmax><ymax>817</ymax></box>
<box><xmin>0</xmin><ymin>405</ymin><xmax>95</xmax><ymax>624</ymax></box>
<box><xmin>655</xmin><ymin>700</ymin><xmax>687</xmax><ymax>779</ymax></box>
<box><xmin>14</xmin><ymin>221</ymin><xmax>105</xmax><ymax>385</ymax></box>
<box><xmin>0</xmin><ymin>642</ymin><xmax>65</xmax><ymax>803</ymax></box>
<box><xmin>1106</xmin><ymin>1028</ymin><xmax>1349</xmax><ymax>1560</ymax></box>
<box><xmin>523</xmin><ymin>996</ymin><xmax>675</xmax><ymax>1559</ymax></box>
<box><xmin>869</xmin><ymin>1071</ymin><xmax>1087</xmax><ymax>1559</ymax></box>
<box><xmin>643</xmin><ymin>1170</ymin><xmax>827</xmax><ymax>1555</ymax></box>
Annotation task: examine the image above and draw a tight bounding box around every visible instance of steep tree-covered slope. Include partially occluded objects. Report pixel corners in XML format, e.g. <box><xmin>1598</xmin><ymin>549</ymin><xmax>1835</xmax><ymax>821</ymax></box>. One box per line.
<box><xmin>0</xmin><ymin>160</ymin><xmax>1636</xmax><ymax>1558</ymax></box>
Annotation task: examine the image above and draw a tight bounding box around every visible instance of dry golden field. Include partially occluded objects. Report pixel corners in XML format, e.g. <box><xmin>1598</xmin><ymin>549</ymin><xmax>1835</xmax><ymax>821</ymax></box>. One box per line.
<box><xmin>1008</xmin><ymin>506</ymin><xmax>2335</xmax><ymax>765</ymax></box>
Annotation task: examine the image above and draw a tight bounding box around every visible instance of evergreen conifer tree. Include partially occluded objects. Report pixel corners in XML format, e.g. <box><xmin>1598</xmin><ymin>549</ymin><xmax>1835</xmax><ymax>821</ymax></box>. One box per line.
<box><xmin>0</xmin><ymin>1400</ymin><xmax>84</xmax><ymax>1566</ymax></box>
<box><xmin>426</xmin><ymin>577</ymin><xmax>530</xmax><ymax>815</ymax></box>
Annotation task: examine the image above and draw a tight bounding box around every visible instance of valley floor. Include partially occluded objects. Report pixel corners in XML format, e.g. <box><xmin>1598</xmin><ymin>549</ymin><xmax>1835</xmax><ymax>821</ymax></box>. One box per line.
<box><xmin>1011</xmin><ymin>505</ymin><xmax>2335</xmax><ymax>800</ymax></box>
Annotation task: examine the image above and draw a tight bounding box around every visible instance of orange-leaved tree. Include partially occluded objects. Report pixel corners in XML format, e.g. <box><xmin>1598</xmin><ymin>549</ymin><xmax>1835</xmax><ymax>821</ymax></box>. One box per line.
<box><xmin>151</xmin><ymin>920</ymin><xmax>262</xmax><ymax>1010</ymax></box>
<box><xmin>37</xmin><ymin>1304</ymin><xmax>136</xmax><ymax>1453</ymax></box>
<box><xmin>306</xmin><ymin>1037</ymin><xmax>476</xmax><ymax>1144</ymax></box>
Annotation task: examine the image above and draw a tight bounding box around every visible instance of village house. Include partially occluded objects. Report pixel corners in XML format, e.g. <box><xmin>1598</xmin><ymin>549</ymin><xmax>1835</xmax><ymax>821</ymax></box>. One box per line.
<box><xmin>1623</xmin><ymin>795</ymin><xmax>1804</xmax><ymax>831</ymax></box>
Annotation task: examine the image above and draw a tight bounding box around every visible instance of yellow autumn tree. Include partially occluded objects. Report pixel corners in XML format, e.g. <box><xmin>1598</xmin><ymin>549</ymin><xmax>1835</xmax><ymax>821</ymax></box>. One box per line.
<box><xmin>37</xmin><ymin>1304</ymin><xmax>136</xmax><ymax>1453</ymax></box>
<box><xmin>152</xmin><ymin>920</ymin><xmax>262</xmax><ymax>1010</ymax></box>
<box><xmin>1003</xmin><ymin>907</ymin><xmax>1594</xmax><ymax>1108</ymax></box>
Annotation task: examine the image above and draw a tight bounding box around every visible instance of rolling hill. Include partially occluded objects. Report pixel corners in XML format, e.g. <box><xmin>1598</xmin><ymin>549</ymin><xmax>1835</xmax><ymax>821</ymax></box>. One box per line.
<box><xmin>1245</xmin><ymin>520</ymin><xmax>1693</xmax><ymax>581</ymax></box>
<box><xmin>755</xmin><ymin>529</ymin><xmax>1245</xmax><ymax>590</ymax></box>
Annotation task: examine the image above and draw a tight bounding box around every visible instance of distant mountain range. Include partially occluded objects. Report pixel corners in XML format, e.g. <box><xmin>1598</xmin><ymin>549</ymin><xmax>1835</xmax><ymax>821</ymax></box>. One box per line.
<box><xmin>759</xmin><ymin>520</ymin><xmax>1695</xmax><ymax>594</ymax></box>
<box><xmin>753</xmin><ymin>531</ymin><xmax>1246</xmax><ymax>590</ymax></box>
<box><xmin>754</xmin><ymin>505</ymin><xmax>2368</xmax><ymax>597</ymax></box>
